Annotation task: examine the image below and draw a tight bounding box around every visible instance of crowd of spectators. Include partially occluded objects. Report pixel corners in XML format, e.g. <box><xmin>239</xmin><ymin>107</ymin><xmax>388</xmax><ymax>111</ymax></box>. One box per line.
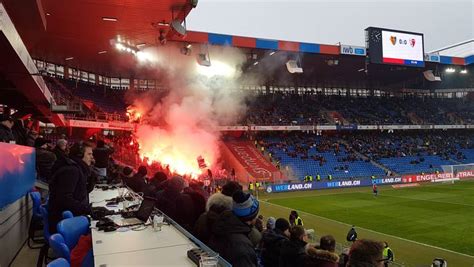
<box><xmin>244</xmin><ymin>93</ymin><xmax>474</xmax><ymax>126</ymax></box>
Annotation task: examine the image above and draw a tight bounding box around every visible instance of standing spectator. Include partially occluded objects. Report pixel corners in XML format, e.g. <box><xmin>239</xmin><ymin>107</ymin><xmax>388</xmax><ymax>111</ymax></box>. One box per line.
<box><xmin>260</xmin><ymin>218</ymin><xmax>290</xmax><ymax>267</ymax></box>
<box><xmin>255</xmin><ymin>215</ymin><xmax>265</xmax><ymax>232</ymax></box>
<box><xmin>279</xmin><ymin>225</ymin><xmax>308</xmax><ymax>267</ymax></box>
<box><xmin>0</xmin><ymin>114</ymin><xmax>15</xmax><ymax>143</ymax></box>
<box><xmin>93</xmin><ymin>140</ymin><xmax>114</xmax><ymax>178</ymax></box>
<box><xmin>48</xmin><ymin>142</ymin><xmax>94</xmax><ymax>233</ymax></box>
<box><xmin>346</xmin><ymin>239</ymin><xmax>385</xmax><ymax>267</ymax></box>
<box><xmin>194</xmin><ymin>181</ymin><xmax>241</xmax><ymax>245</ymax></box>
<box><xmin>53</xmin><ymin>139</ymin><xmax>69</xmax><ymax>161</ymax></box>
<box><xmin>35</xmin><ymin>138</ymin><xmax>57</xmax><ymax>182</ymax></box>
<box><xmin>304</xmin><ymin>235</ymin><xmax>339</xmax><ymax>267</ymax></box>
<box><xmin>209</xmin><ymin>190</ymin><xmax>260</xmax><ymax>267</ymax></box>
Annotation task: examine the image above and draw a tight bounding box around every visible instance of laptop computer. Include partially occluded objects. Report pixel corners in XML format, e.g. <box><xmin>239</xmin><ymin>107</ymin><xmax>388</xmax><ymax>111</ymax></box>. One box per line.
<box><xmin>117</xmin><ymin>197</ymin><xmax>156</xmax><ymax>227</ymax></box>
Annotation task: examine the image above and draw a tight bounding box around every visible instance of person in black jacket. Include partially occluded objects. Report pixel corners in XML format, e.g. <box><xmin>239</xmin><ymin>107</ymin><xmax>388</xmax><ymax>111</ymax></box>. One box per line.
<box><xmin>0</xmin><ymin>114</ymin><xmax>15</xmax><ymax>144</ymax></box>
<box><xmin>261</xmin><ymin>218</ymin><xmax>290</xmax><ymax>267</ymax></box>
<box><xmin>48</xmin><ymin>141</ymin><xmax>94</xmax><ymax>233</ymax></box>
<box><xmin>53</xmin><ymin>139</ymin><xmax>69</xmax><ymax>161</ymax></box>
<box><xmin>125</xmin><ymin>165</ymin><xmax>149</xmax><ymax>194</ymax></box>
<box><xmin>209</xmin><ymin>190</ymin><xmax>260</xmax><ymax>267</ymax></box>
<box><xmin>93</xmin><ymin>140</ymin><xmax>113</xmax><ymax>178</ymax></box>
<box><xmin>279</xmin><ymin>225</ymin><xmax>308</xmax><ymax>267</ymax></box>
<box><xmin>35</xmin><ymin>138</ymin><xmax>57</xmax><ymax>182</ymax></box>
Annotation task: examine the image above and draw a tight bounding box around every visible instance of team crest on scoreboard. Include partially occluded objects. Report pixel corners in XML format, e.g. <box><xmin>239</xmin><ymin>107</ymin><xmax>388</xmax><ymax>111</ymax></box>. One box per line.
<box><xmin>390</xmin><ymin>36</ymin><xmax>397</xmax><ymax>45</ymax></box>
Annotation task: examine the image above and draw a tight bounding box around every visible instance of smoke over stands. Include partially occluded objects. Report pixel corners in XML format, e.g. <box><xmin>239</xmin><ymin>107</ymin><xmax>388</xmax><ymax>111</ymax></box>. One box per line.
<box><xmin>126</xmin><ymin>44</ymin><xmax>249</xmax><ymax>177</ymax></box>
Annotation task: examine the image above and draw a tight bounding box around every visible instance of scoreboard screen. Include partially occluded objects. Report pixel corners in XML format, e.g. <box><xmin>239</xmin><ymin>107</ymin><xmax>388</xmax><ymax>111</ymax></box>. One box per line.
<box><xmin>366</xmin><ymin>27</ymin><xmax>425</xmax><ymax>67</ymax></box>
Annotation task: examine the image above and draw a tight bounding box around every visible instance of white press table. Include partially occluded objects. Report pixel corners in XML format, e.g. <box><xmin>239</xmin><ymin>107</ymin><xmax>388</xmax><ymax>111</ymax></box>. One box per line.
<box><xmin>89</xmin><ymin>187</ymin><xmax>197</xmax><ymax>266</ymax></box>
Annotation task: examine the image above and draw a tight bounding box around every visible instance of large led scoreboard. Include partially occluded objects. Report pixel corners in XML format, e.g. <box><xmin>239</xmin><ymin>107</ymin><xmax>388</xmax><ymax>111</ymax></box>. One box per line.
<box><xmin>366</xmin><ymin>27</ymin><xmax>425</xmax><ymax>67</ymax></box>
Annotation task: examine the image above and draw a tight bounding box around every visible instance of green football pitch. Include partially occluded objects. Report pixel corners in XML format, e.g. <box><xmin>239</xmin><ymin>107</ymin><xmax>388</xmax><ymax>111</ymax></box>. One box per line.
<box><xmin>258</xmin><ymin>180</ymin><xmax>474</xmax><ymax>267</ymax></box>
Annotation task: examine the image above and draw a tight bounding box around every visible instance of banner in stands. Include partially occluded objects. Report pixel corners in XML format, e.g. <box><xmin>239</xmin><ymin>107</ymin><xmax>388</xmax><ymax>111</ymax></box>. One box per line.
<box><xmin>336</xmin><ymin>124</ymin><xmax>358</xmax><ymax>131</ymax></box>
<box><xmin>217</xmin><ymin>126</ymin><xmax>248</xmax><ymax>131</ymax></box>
<box><xmin>0</xmin><ymin>143</ymin><xmax>36</xmax><ymax>209</ymax></box>
<box><xmin>357</xmin><ymin>125</ymin><xmax>378</xmax><ymax>130</ymax></box>
<box><xmin>68</xmin><ymin>119</ymin><xmax>134</xmax><ymax>131</ymax></box>
<box><xmin>226</xmin><ymin>141</ymin><xmax>279</xmax><ymax>180</ymax></box>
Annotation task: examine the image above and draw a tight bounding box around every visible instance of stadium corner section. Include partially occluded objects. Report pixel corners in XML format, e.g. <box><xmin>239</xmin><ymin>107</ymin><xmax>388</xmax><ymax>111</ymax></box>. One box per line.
<box><xmin>220</xmin><ymin>140</ymin><xmax>283</xmax><ymax>184</ymax></box>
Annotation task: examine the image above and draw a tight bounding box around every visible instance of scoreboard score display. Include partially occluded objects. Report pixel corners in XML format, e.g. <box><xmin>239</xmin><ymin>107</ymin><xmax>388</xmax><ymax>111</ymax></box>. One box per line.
<box><xmin>366</xmin><ymin>27</ymin><xmax>425</xmax><ymax>67</ymax></box>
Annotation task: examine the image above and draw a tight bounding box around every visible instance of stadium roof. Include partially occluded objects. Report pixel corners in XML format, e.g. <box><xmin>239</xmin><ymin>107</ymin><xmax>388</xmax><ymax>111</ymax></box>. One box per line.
<box><xmin>429</xmin><ymin>39</ymin><xmax>474</xmax><ymax>58</ymax></box>
<box><xmin>3</xmin><ymin>0</ymin><xmax>196</xmax><ymax>76</ymax></box>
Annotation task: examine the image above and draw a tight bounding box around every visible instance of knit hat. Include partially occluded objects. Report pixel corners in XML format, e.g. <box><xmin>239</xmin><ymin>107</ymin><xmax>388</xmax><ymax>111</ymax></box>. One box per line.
<box><xmin>222</xmin><ymin>181</ymin><xmax>242</xmax><ymax>197</ymax></box>
<box><xmin>275</xmin><ymin>218</ymin><xmax>290</xmax><ymax>232</ymax></box>
<box><xmin>167</xmin><ymin>176</ymin><xmax>185</xmax><ymax>192</ymax></box>
<box><xmin>57</xmin><ymin>139</ymin><xmax>67</xmax><ymax>146</ymax></box>
<box><xmin>266</xmin><ymin>217</ymin><xmax>276</xmax><ymax>230</ymax></box>
<box><xmin>232</xmin><ymin>190</ymin><xmax>259</xmax><ymax>221</ymax></box>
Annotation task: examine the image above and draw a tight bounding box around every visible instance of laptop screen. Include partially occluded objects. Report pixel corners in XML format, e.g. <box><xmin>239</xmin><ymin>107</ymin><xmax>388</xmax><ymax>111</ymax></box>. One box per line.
<box><xmin>135</xmin><ymin>197</ymin><xmax>156</xmax><ymax>222</ymax></box>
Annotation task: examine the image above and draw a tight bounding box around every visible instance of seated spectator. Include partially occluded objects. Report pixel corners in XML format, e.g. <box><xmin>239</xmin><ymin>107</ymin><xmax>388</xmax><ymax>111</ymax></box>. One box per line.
<box><xmin>346</xmin><ymin>239</ymin><xmax>385</xmax><ymax>267</ymax></box>
<box><xmin>48</xmin><ymin>142</ymin><xmax>94</xmax><ymax>233</ymax></box>
<box><xmin>279</xmin><ymin>225</ymin><xmax>308</xmax><ymax>267</ymax></box>
<box><xmin>121</xmin><ymin>166</ymin><xmax>134</xmax><ymax>182</ymax></box>
<box><xmin>149</xmin><ymin>171</ymin><xmax>168</xmax><ymax>191</ymax></box>
<box><xmin>304</xmin><ymin>235</ymin><xmax>339</xmax><ymax>267</ymax></box>
<box><xmin>261</xmin><ymin>218</ymin><xmax>290</xmax><ymax>267</ymax></box>
<box><xmin>209</xmin><ymin>190</ymin><xmax>260</xmax><ymax>267</ymax></box>
<box><xmin>35</xmin><ymin>138</ymin><xmax>57</xmax><ymax>182</ymax></box>
<box><xmin>125</xmin><ymin>165</ymin><xmax>149</xmax><ymax>194</ymax></box>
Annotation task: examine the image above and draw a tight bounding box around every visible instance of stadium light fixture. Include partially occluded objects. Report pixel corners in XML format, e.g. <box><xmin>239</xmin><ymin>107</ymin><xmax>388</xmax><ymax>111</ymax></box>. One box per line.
<box><xmin>98</xmin><ymin>51</ymin><xmax>107</xmax><ymax>54</ymax></box>
<box><xmin>460</xmin><ymin>69</ymin><xmax>468</xmax><ymax>74</ymax></box>
<box><xmin>445</xmin><ymin>67</ymin><xmax>456</xmax><ymax>73</ymax></box>
<box><xmin>65</xmin><ymin>57</ymin><xmax>74</xmax><ymax>61</ymax></box>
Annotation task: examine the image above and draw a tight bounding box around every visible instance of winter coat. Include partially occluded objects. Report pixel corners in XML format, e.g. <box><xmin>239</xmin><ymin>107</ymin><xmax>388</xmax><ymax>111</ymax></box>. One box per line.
<box><xmin>36</xmin><ymin>148</ymin><xmax>57</xmax><ymax>182</ymax></box>
<box><xmin>279</xmin><ymin>238</ymin><xmax>307</xmax><ymax>267</ymax></box>
<box><xmin>261</xmin><ymin>229</ymin><xmax>289</xmax><ymax>267</ymax></box>
<box><xmin>209</xmin><ymin>210</ymin><xmax>258</xmax><ymax>267</ymax></box>
<box><xmin>304</xmin><ymin>247</ymin><xmax>339</xmax><ymax>267</ymax></box>
<box><xmin>53</xmin><ymin>146</ymin><xmax>68</xmax><ymax>161</ymax></box>
<box><xmin>194</xmin><ymin>193</ymin><xmax>232</xmax><ymax>245</ymax></box>
<box><xmin>0</xmin><ymin>124</ymin><xmax>15</xmax><ymax>143</ymax></box>
<box><xmin>48</xmin><ymin>156</ymin><xmax>92</xmax><ymax>233</ymax></box>
<box><xmin>93</xmin><ymin>146</ymin><xmax>113</xmax><ymax>168</ymax></box>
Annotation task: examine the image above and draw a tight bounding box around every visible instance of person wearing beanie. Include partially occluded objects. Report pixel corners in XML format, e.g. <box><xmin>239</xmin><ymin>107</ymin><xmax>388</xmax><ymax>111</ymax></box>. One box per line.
<box><xmin>194</xmin><ymin>190</ymin><xmax>234</xmax><ymax>245</ymax></box>
<box><xmin>261</xmin><ymin>218</ymin><xmax>291</xmax><ymax>267</ymax></box>
<box><xmin>279</xmin><ymin>225</ymin><xmax>308</xmax><ymax>267</ymax></box>
<box><xmin>35</xmin><ymin>138</ymin><xmax>57</xmax><ymax>182</ymax></box>
<box><xmin>266</xmin><ymin>217</ymin><xmax>276</xmax><ymax>231</ymax></box>
<box><xmin>209</xmin><ymin>190</ymin><xmax>259</xmax><ymax>267</ymax></box>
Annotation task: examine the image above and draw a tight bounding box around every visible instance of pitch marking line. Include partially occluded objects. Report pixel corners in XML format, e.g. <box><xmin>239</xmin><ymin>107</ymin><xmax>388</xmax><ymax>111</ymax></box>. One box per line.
<box><xmin>262</xmin><ymin>200</ymin><xmax>474</xmax><ymax>259</ymax></box>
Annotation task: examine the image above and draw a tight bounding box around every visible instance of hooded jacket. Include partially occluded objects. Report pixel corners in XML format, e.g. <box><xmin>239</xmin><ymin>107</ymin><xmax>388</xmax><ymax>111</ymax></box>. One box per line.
<box><xmin>304</xmin><ymin>247</ymin><xmax>340</xmax><ymax>267</ymax></box>
<box><xmin>209</xmin><ymin>210</ymin><xmax>257</xmax><ymax>267</ymax></box>
<box><xmin>261</xmin><ymin>228</ymin><xmax>289</xmax><ymax>267</ymax></box>
<box><xmin>48</xmin><ymin>156</ymin><xmax>92</xmax><ymax>233</ymax></box>
<box><xmin>194</xmin><ymin>192</ymin><xmax>232</xmax><ymax>244</ymax></box>
<box><xmin>279</xmin><ymin>238</ymin><xmax>307</xmax><ymax>267</ymax></box>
